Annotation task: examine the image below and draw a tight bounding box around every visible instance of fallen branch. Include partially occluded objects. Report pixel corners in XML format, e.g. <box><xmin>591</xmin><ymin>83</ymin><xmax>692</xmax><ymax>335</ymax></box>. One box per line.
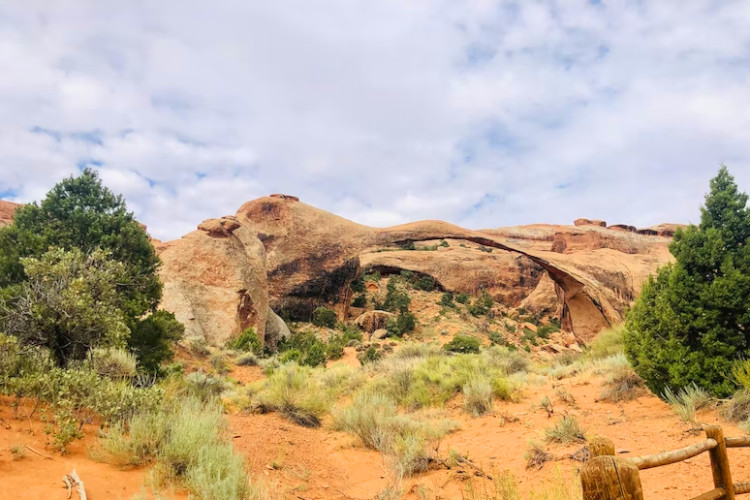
<box><xmin>62</xmin><ymin>470</ymin><xmax>87</xmax><ymax>500</ymax></box>
<box><xmin>26</xmin><ymin>445</ymin><xmax>53</xmax><ymax>460</ymax></box>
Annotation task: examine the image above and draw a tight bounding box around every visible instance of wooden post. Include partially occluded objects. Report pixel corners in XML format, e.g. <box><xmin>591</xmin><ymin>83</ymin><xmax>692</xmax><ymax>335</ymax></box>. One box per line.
<box><xmin>705</xmin><ymin>425</ymin><xmax>735</xmax><ymax>500</ymax></box>
<box><xmin>588</xmin><ymin>436</ymin><xmax>616</xmax><ymax>457</ymax></box>
<box><xmin>581</xmin><ymin>456</ymin><xmax>644</xmax><ymax>500</ymax></box>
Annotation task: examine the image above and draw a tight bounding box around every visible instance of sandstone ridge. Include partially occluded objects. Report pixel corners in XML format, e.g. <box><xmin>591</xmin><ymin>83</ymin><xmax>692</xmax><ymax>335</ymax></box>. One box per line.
<box><xmin>157</xmin><ymin>195</ymin><xmax>676</xmax><ymax>345</ymax></box>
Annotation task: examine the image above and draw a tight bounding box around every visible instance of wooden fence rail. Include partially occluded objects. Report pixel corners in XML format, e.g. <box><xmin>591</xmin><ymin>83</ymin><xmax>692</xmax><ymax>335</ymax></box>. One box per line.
<box><xmin>581</xmin><ymin>425</ymin><xmax>750</xmax><ymax>500</ymax></box>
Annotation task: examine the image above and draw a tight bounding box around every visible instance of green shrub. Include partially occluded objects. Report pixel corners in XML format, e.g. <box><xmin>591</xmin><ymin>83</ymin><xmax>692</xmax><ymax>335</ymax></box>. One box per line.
<box><xmin>455</xmin><ymin>293</ymin><xmax>470</xmax><ymax>304</ymax></box>
<box><xmin>182</xmin><ymin>372</ymin><xmax>229</xmax><ymax>402</ymax></box>
<box><xmin>227</xmin><ymin>328</ymin><xmax>263</xmax><ymax>356</ymax></box>
<box><xmin>544</xmin><ymin>416</ymin><xmax>586</xmax><ymax>444</ymax></box>
<box><xmin>234</xmin><ymin>352</ymin><xmax>258</xmax><ymax>366</ymax></box>
<box><xmin>128</xmin><ymin>310</ymin><xmax>184</xmax><ymax>374</ymax></box>
<box><xmin>312</xmin><ymin>306</ymin><xmax>337</xmax><ymax>328</ymax></box>
<box><xmin>587</xmin><ymin>326</ymin><xmax>625</xmax><ymax>360</ymax></box>
<box><xmin>439</xmin><ymin>292</ymin><xmax>455</xmax><ymax>308</ymax></box>
<box><xmin>468</xmin><ymin>292</ymin><xmax>494</xmax><ymax>317</ymax></box>
<box><xmin>358</xmin><ymin>346</ymin><xmax>382</xmax><ymax>365</ymax></box>
<box><xmin>363</xmin><ymin>271</ymin><xmax>381</xmax><ymax>282</ymax></box>
<box><xmin>278</xmin><ymin>331</ymin><xmax>327</xmax><ymax>367</ymax></box>
<box><xmin>733</xmin><ymin>359</ymin><xmax>750</xmax><ymax>391</ymax></box>
<box><xmin>537</xmin><ymin>323</ymin><xmax>559</xmax><ymax>339</ymax></box>
<box><xmin>414</xmin><ymin>275</ymin><xmax>436</xmax><ymax>291</ymax></box>
<box><xmin>386</xmin><ymin>311</ymin><xmax>417</xmax><ymax>337</ymax></box>
<box><xmin>444</xmin><ymin>335</ymin><xmax>481</xmax><ymax>354</ymax></box>
<box><xmin>351</xmin><ymin>294</ymin><xmax>367</xmax><ymax>308</ymax></box>
<box><xmin>350</xmin><ymin>276</ymin><xmax>366</xmax><ymax>293</ymax></box>
<box><xmin>91</xmin><ymin>348</ymin><xmax>138</xmax><ymax>379</ymax></box>
<box><xmin>382</xmin><ymin>279</ymin><xmax>411</xmax><ymax>313</ymax></box>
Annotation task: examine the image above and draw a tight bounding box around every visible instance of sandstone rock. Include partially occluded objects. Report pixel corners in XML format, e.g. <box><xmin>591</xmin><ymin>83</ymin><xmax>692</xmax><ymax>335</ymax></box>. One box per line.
<box><xmin>521</xmin><ymin>322</ymin><xmax>537</xmax><ymax>333</ymax></box>
<box><xmin>609</xmin><ymin>224</ymin><xmax>637</xmax><ymax>233</ymax></box>
<box><xmin>542</xmin><ymin>343</ymin><xmax>566</xmax><ymax>353</ymax></box>
<box><xmin>265</xmin><ymin>307</ymin><xmax>291</xmax><ymax>347</ymax></box>
<box><xmin>0</xmin><ymin>200</ymin><xmax>20</xmax><ymax>227</ymax></box>
<box><xmin>562</xmin><ymin>332</ymin><xmax>578</xmax><ymax>347</ymax></box>
<box><xmin>574</xmin><ymin>218</ymin><xmax>606</xmax><ymax>227</ymax></box>
<box><xmin>371</xmin><ymin>329</ymin><xmax>388</xmax><ymax>340</ymax></box>
<box><xmin>355</xmin><ymin>311</ymin><xmax>395</xmax><ymax>333</ymax></box>
<box><xmin>157</xmin><ymin>195</ymin><xmax>676</xmax><ymax>346</ymax></box>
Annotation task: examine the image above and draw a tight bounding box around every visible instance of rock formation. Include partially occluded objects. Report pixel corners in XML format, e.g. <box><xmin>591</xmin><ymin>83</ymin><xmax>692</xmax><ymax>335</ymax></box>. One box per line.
<box><xmin>0</xmin><ymin>200</ymin><xmax>20</xmax><ymax>227</ymax></box>
<box><xmin>157</xmin><ymin>195</ymin><xmax>677</xmax><ymax>345</ymax></box>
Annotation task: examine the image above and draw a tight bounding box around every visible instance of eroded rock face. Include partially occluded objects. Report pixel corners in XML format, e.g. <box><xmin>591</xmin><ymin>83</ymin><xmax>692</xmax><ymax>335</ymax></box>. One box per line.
<box><xmin>157</xmin><ymin>196</ymin><xmax>676</xmax><ymax>345</ymax></box>
<box><xmin>0</xmin><ymin>200</ymin><xmax>21</xmax><ymax>227</ymax></box>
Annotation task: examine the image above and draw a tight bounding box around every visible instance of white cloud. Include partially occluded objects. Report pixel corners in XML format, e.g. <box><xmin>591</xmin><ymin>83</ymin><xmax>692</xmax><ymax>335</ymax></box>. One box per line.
<box><xmin>0</xmin><ymin>0</ymin><xmax>749</xmax><ymax>239</ymax></box>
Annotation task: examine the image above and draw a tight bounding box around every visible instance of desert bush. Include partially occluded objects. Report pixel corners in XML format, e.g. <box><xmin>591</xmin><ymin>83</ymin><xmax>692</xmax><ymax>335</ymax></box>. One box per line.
<box><xmin>544</xmin><ymin>416</ymin><xmax>586</xmax><ymax>444</ymax></box>
<box><xmin>278</xmin><ymin>331</ymin><xmax>327</xmax><ymax>367</ymax></box>
<box><xmin>662</xmin><ymin>383</ymin><xmax>712</xmax><ymax>426</ymax></box>
<box><xmin>723</xmin><ymin>390</ymin><xmax>750</xmax><ymax>423</ymax></box>
<box><xmin>10</xmin><ymin>444</ymin><xmax>25</xmax><ymax>460</ymax></box>
<box><xmin>185</xmin><ymin>336</ymin><xmax>211</xmax><ymax>357</ymax></box>
<box><xmin>467</xmin><ymin>292</ymin><xmax>493</xmax><ymax>317</ymax></box>
<box><xmin>463</xmin><ymin>378</ymin><xmax>493</xmax><ymax>416</ymax></box>
<box><xmin>386</xmin><ymin>311</ymin><xmax>417</xmax><ymax>337</ymax></box>
<box><xmin>525</xmin><ymin>440</ymin><xmax>553</xmax><ymax>470</ymax></box>
<box><xmin>250</xmin><ymin>363</ymin><xmax>330</xmax><ymax>427</ymax></box>
<box><xmin>312</xmin><ymin>306</ymin><xmax>337</xmax><ymax>328</ymax></box>
<box><xmin>209</xmin><ymin>352</ymin><xmax>232</xmax><ymax>375</ymax></box>
<box><xmin>599</xmin><ymin>365</ymin><xmax>645</xmax><ymax>402</ymax></box>
<box><xmin>358</xmin><ymin>346</ymin><xmax>382</xmax><ymax>365</ymax></box>
<box><xmin>99</xmin><ymin>397</ymin><xmax>250</xmax><ymax>500</ymax></box>
<box><xmin>351</xmin><ymin>294</ymin><xmax>367</xmax><ymax>308</ymax></box>
<box><xmin>235</xmin><ymin>352</ymin><xmax>258</xmax><ymax>366</ymax></box>
<box><xmin>444</xmin><ymin>335</ymin><xmax>481</xmax><ymax>354</ymax></box>
<box><xmin>439</xmin><ymin>292</ymin><xmax>455</xmax><ymax>308</ymax></box>
<box><xmin>350</xmin><ymin>276</ymin><xmax>366</xmax><ymax>292</ymax></box>
<box><xmin>227</xmin><ymin>328</ymin><xmax>263</xmax><ymax>356</ymax></box>
<box><xmin>181</xmin><ymin>372</ymin><xmax>229</xmax><ymax>402</ymax></box>
<box><xmin>382</xmin><ymin>279</ymin><xmax>411</xmax><ymax>313</ymax></box>
<box><xmin>455</xmin><ymin>292</ymin><xmax>470</xmax><ymax>304</ymax></box>
<box><xmin>128</xmin><ymin>310</ymin><xmax>184</xmax><ymax>374</ymax></box>
<box><xmin>413</xmin><ymin>275</ymin><xmax>436</xmax><ymax>291</ymax></box>
<box><xmin>733</xmin><ymin>359</ymin><xmax>750</xmax><ymax>391</ymax></box>
<box><xmin>483</xmin><ymin>346</ymin><xmax>529</xmax><ymax>375</ymax></box>
<box><xmin>332</xmin><ymin>391</ymin><xmax>457</xmax><ymax>476</ymax></box>
<box><xmin>392</xmin><ymin>342</ymin><xmax>443</xmax><ymax>360</ymax></box>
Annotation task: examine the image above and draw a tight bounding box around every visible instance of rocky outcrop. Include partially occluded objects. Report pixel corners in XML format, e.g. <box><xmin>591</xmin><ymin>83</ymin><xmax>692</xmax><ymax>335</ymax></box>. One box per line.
<box><xmin>355</xmin><ymin>311</ymin><xmax>395</xmax><ymax>333</ymax></box>
<box><xmin>0</xmin><ymin>200</ymin><xmax>20</xmax><ymax>227</ymax></box>
<box><xmin>574</xmin><ymin>218</ymin><xmax>606</xmax><ymax>227</ymax></box>
<box><xmin>158</xmin><ymin>196</ymin><xmax>677</xmax><ymax>345</ymax></box>
<box><xmin>265</xmin><ymin>307</ymin><xmax>291</xmax><ymax>347</ymax></box>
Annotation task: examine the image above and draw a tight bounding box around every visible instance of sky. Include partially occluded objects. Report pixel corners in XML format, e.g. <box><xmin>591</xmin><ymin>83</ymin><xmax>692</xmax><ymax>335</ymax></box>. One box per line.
<box><xmin>1</xmin><ymin>1</ymin><xmax>749</xmax><ymax>240</ymax></box>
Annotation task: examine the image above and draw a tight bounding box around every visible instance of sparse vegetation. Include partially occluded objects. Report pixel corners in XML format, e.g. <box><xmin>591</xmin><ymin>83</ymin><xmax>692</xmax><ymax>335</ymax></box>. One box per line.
<box><xmin>662</xmin><ymin>383</ymin><xmax>713</xmax><ymax>427</ymax></box>
<box><xmin>545</xmin><ymin>416</ymin><xmax>586</xmax><ymax>444</ymax></box>
<box><xmin>443</xmin><ymin>335</ymin><xmax>481</xmax><ymax>354</ymax></box>
<box><xmin>227</xmin><ymin>327</ymin><xmax>264</xmax><ymax>356</ymax></box>
<box><xmin>312</xmin><ymin>306</ymin><xmax>337</xmax><ymax>328</ymax></box>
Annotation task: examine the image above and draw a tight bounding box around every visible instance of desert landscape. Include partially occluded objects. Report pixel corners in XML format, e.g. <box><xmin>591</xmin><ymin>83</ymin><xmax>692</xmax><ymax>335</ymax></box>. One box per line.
<box><xmin>1</xmin><ymin>167</ymin><xmax>749</xmax><ymax>500</ymax></box>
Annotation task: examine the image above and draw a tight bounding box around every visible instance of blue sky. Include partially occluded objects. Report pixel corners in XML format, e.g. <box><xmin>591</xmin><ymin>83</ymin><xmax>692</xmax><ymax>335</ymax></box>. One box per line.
<box><xmin>1</xmin><ymin>0</ymin><xmax>749</xmax><ymax>240</ymax></box>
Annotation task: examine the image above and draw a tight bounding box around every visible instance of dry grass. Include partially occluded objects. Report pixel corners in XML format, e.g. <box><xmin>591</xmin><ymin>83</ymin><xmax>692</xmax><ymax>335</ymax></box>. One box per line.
<box><xmin>544</xmin><ymin>416</ymin><xmax>586</xmax><ymax>444</ymax></box>
<box><xmin>598</xmin><ymin>365</ymin><xmax>645</xmax><ymax>402</ymax></box>
<box><xmin>662</xmin><ymin>384</ymin><xmax>712</xmax><ymax>427</ymax></box>
<box><xmin>525</xmin><ymin>440</ymin><xmax>553</xmax><ymax>470</ymax></box>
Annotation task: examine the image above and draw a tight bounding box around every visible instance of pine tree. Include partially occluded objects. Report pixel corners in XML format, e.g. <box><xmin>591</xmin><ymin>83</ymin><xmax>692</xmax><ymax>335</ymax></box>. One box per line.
<box><xmin>624</xmin><ymin>166</ymin><xmax>750</xmax><ymax>397</ymax></box>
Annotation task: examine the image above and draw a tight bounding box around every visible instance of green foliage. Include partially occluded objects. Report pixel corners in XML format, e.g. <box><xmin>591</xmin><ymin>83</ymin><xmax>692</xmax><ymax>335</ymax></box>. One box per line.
<box><xmin>733</xmin><ymin>359</ymin><xmax>750</xmax><ymax>391</ymax></box>
<box><xmin>0</xmin><ymin>168</ymin><xmax>161</xmax><ymax>321</ymax></box>
<box><xmin>386</xmin><ymin>311</ymin><xmax>417</xmax><ymax>337</ymax></box>
<box><xmin>443</xmin><ymin>335</ymin><xmax>481</xmax><ymax>354</ymax></box>
<box><xmin>400</xmin><ymin>240</ymin><xmax>416</xmax><ymax>250</ymax></box>
<box><xmin>587</xmin><ymin>326</ymin><xmax>625</xmax><ymax>360</ymax></box>
<box><xmin>91</xmin><ymin>348</ymin><xmax>138</xmax><ymax>379</ymax></box>
<box><xmin>358</xmin><ymin>346</ymin><xmax>382</xmax><ymax>365</ymax></box>
<box><xmin>439</xmin><ymin>292</ymin><xmax>455</xmax><ymax>308</ymax></box>
<box><xmin>227</xmin><ymin>327</ymin><xmax>263</xmax><ymax>356</ymax></box>
<box><xmin>363</xmin><ymin>271</ymin><xmax>381</xmax><ymax>282</ymax></box>
<box><xmin>382</xmin><ymin>278</ymin><xmax>411</xmax><ymax>313</ymax></box>
<box><xmin>99</xmin><ymin>397</ymin><xmax>250</xmax><ymax>500</ymax></box>
<box><xmin>439</xmin><ymin>240</ymin><xmax>449</xmax><ymax>247</ymax></box>
<box><xmin>467</xmin><ymin>292</ymin><xmax>494</xmax><ymax>317</ymax></box>
<box><xmin>625</xmin><ymin>167</ymin><xmax>750</xmax><ymax>398</ymax></box>
<box><xmin>478</xmin><ymin>245</ymin><xmax>493</xmax><ymax>253</ymax></box>
<box><xmin>249</xmin><ymin>363</ymin><xmax>333</xmax><ymax>427</ymax></box>
<box><xmin>278</xmin><ymin>331</ymin><xmax>327</xmax><ymax>367</ymax></box>
<box><xmin>455</xmin><ymin>292</ymin><xmax>470</xmax><ymax>304</ymax></box>
<box><xmin>488</xmin><ymin>331</ymin><xmax>511</xmax><ymax>348</ymax></box>
<box><xmin>537</xmin><ymin>323</ymin><xmax>560</xmax><ymax>339</ymax></box>
<box><xmin>129</xmin><ymin>311</ymin><xmax>184</xmax><ymax>373</ymax></box>
<box><xmin>0</xmin><ymin>248</ymin><xmax>130</xmax><ymax>366</ymax></box>
<box><xmin>351</xmin><ymin>294</ymin><xmax>367</xmax><ymax>307</ymax></box>
<box><xmin>413</xmin><ymin>275</ymin><xmax>437</xmax><ymax>291</ymax></box>
<box><xmin>312</xmin><ymin>306</ymin><xmax>337</xmax><ymax>328</ymax></box>
<box><xmin>350</xmin><ymin>276</ymin><xmax>366</xmax><ymax>293</ymax></box>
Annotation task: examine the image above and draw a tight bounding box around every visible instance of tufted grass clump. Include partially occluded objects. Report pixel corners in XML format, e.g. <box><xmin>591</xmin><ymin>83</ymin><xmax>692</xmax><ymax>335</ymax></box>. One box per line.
<box><xmin>662</xmin><ymin>383</ymin><xmax>712</xmax><ymax>427</ymax></box>
<box><xmin>91</xmin><ymin>348</ymin><xmax>138</xmax><ymax>379</ymax></box>
<box><xmin>599</xmin><ymin>365</ymin><xmax>646</xmax><ymax>402</ymax></box>
<box><xmin>462</xmin><ymin>378</ymin><xmax>493</xmax><ymax>416</ymax></box>
<box><xmin>98</xmin><ymin>397</ymin><xmax>250</xmax><ymax>500</ymax></box>
<box><xmin>544</xmin><ymin>416</ymin><xmax>586</xmax><ymax>444</ymax></box>
<box><xmin>332</xmin><ymin>391</ymin><xmax>457</xmax><ymax>476</ymax></box>
<box><xmin>248</xmin><ymin>363</ymin><xmax>340</xmax><ymax>427</ymax></box>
